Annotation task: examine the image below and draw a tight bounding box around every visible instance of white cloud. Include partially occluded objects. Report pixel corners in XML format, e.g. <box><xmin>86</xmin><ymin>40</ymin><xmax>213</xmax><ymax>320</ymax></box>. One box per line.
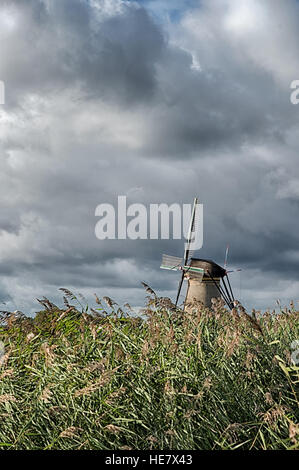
<box><xmin>177</xmin><ymin>0</ymin><xmax>299</xmax><ymax>85</ymax></box>
<box><xmin>224</xmin><ymin>0</ymin><xmax>265</xmax><ymax>34</ymax></box>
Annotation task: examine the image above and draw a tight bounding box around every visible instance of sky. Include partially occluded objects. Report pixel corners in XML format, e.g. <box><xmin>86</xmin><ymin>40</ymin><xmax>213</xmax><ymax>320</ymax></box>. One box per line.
<box><xmin>0</xmin><ymin>0</ymin><xmax>299</xmax><ymax>315</ymax></box>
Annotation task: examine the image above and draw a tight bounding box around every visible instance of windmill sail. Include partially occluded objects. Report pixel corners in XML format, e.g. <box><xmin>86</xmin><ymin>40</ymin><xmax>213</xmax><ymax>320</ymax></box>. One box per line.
<box><xmin>159</xmin><ymin>197</ymin><xmax>204</xmax><ymax>307</ymax></box>
<box><xmin>221</xmin><ymin>244</ymin><xmax>242</xmax><ymax>309</ymax></box>
<box><xmin>160</xmin><ymin>254</ymin><xmax>204</xmax><ymax>278</ymax></box>
<box><xmin>175</xmin><ymin>272</ymin><xmax>185</xmax><ymax>306</ymax></box>
<box><xmin>224</xmin><ymin>245</ymin><xmax>229</xmax><ymax>270</ymax></box>
<box><xmin>184</xmin><ymin>197</ymin><xmax>198</xmax><ymax>265</ymax></box>
<box><xmin>161</xmin><ymin>255</ymin><xmax>183</xmax><ymax>271</ymax></box>
<box><xmin>176</xmin><ymin>197</ymin><xmax>199</xmax><ymax>305</ymax></box>
<box><xmin>223</xmin><ymin>245</ymin><xmax>242</xmax><ymax>273</ymax></box>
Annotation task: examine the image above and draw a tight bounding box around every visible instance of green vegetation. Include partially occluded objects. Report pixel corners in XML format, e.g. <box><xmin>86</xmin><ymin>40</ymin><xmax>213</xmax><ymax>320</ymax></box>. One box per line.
<box><xmin>0</xmin><ymin>287</ymin><xmax>298</xmax><ymax>450</ymax></box>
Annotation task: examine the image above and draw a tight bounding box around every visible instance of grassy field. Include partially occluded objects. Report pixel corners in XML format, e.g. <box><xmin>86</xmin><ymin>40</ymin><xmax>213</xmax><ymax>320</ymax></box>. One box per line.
<box><xmin>0</xmin><ymin>287</ymin><xmax>298</xmax><ymax>450</ymax></box>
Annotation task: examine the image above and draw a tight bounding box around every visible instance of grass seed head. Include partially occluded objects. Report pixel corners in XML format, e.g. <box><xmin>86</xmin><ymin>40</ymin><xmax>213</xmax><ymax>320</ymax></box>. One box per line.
<box><xmin>0</xmin><ymin>394</ymin><xmax>16</xmax><ymax>404</ymax></box>
<box><xmin>104</xmin><ymin>424</ymin><xmax>122</xmax><ymax>434</ymax></box>
<box><xmin>59</xmin><ymin>426</ymin><xmax>82</xmax><ymax>438</ymax></box>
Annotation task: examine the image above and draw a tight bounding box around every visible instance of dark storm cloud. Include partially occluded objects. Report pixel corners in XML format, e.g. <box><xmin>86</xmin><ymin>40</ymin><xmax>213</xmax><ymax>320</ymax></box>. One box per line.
<box><xmin>0</xmin><ymin>0</ymin><xmax>164</xmax><ymax>106</ymax></box>
<box><xmin>0</xmin><ymin>0</ymin><xmax>299</xmax><ymax>313</ymax></box>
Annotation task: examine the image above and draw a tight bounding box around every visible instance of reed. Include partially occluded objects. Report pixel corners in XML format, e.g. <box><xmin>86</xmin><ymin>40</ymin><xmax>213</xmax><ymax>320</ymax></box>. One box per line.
<box><xmin>0</xmin><ymin>289</ymin><xmax>298</xmax><ymax>450</ymax></box>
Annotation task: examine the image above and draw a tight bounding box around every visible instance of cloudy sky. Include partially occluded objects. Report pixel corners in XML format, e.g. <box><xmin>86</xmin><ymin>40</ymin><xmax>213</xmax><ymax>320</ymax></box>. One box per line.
<box><xmin>0</xmin><ymin>0</ymin><xmax>299</xmax><ymax>315</ymax></box>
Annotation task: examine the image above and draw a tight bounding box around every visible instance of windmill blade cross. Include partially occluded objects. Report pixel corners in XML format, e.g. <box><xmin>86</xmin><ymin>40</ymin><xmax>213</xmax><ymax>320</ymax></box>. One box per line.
<box><xmin>176</xmin><ymin>197</ymin><xmax>200</xmax><ymax>305</ymax></box>
<box><xmin>160</xmin><ymin>197</ymin><xmax>201</xmax><ymax>306</ymax></box>
<box><xmin>160</xmin><ymin>254</ymin><xmax>183</xmax><ymax>271</ymax></box>
<box><xmin>175</xmin><ymin>271</ymin><xmax>185</xmax><ymax>306</ymax></box>
<box><xmin>224</xmin><ymin>245</ymin><xmax>229</xmax><ymax>270</ymax></box>
<box><xmin>184</xmin><ymin>197</ymin><xmax>198</xmax><ymax>265</ymax></box>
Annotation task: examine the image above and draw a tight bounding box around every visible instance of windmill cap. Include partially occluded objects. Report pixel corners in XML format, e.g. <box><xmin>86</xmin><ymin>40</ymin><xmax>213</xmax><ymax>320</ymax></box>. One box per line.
<box><xmin>190</xmin><ymin>258</ymin><xmax>226</xmax><ymax>278</ymax></box>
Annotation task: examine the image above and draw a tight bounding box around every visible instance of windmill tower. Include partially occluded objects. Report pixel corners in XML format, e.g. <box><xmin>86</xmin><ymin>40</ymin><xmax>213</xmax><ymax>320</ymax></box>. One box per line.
<box><xmin>160</xmin><ymin>199</ymin><xmax>239</xmax><ymax>310</ymax></box>
<box><xmin>184</xmin><ymin>258</ymin><xmax>226</xmax><ymax>308</ymax></box>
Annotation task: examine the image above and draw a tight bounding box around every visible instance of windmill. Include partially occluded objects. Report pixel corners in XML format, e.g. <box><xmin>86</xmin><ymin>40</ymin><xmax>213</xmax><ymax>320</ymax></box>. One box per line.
<box><xmin>160</xmin><ymin>198</ymin><xmax>239</xmax><ymax>310</ymax></box>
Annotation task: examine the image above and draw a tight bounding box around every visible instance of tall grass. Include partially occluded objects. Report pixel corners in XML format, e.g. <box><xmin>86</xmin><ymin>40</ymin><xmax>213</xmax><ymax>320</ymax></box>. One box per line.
<box><xmin>0</xmin><ymin>289</ymin><xmax>298</xmax><ymax>450</ymax></box>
